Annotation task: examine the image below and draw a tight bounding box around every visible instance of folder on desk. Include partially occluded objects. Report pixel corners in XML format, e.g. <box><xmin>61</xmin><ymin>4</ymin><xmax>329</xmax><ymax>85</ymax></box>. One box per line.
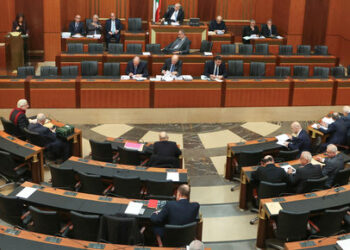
<box><xmin>265</xmin><ymin>202</ymin><xmax>282</xmax><ymax>216</ymax></box>
<box><xmin>124</xmin><ymin>142</ymin><xmax>144</xmax><ymax>152</ymax></box>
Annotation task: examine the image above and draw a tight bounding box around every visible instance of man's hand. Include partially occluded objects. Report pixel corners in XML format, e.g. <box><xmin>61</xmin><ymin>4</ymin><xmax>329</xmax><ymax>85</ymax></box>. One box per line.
<box><xmin>128</xmin><ymin>73</ymin><xmax>134</xmax><ymax>77</ymax></box>
<box><xmin>210</xmin><ymin>75</ymin><xmax>216</xmax><ymax>80</ymax></box>
<box><xmin>16</xmin><ymin>26</ymin><xmax>20</xmax><ymax>31</ymax></box>
<box><xmin>315</xmin><ymin>156</ymin><xmax>324</xmax><ymax>163</ymax></box>
<box><xmin>171</xmin><ymin>71</ymin><xmax>178</xmax><ymax>76</ymax></box>
<box><xmin>161</xmin><ymin>70</ymin><xmax>166</xmax><ymax>75</ymax></box>
<box><xmin>135</xmin><ymin>74</ymin><xmax>143</xmax><ymax>78</ymax></box>
<box><xmin>287</xmin><ymin>167</ymin><xmax>293</xmax><ymax>174</ymax></box>
<box><xmin>108</xmin><ymin>31</ymin><xmax>113</xmax><ymax>35</ymax></box>
<box><xmin>115</xmin><ymin>30</ymin><xmax>119</xmax><ymax>34</ymax></box>
<box><xmin>287</xmin><ymin>134</ymin><xmax>292</xmax><ymax>139</ymax></box>
<box><xmin>160</xmin><ymin>18</ymin><xmax>165</xmax><ymax>23</ymax></box>
<box><xmin>284</xmin><ymin>142</ymin><xmax>289</xmax><ymax>147</ymax></box>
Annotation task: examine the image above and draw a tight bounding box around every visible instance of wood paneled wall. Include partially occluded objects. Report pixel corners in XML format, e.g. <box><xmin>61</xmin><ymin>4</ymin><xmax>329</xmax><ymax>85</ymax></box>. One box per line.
<box><xmin>0</xmin><ymin>0</ymin><xmax>15</xmax><ymax>43</ymax></box>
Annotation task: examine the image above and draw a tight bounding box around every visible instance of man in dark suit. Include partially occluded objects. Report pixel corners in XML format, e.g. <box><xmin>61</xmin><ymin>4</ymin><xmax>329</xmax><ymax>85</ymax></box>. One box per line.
<box><xmin>87</xmin><ymin>14</ymin><xmax>102</xmax><ymax>35</ymax></box>
<box><xmin>161</xmin><ymin>3</ymin><xmax>184</xmax><ymax>24</ymax></box>
<box><xmin>242</xmin><ymin>19</ymin><xmax>260</xmax><ymax>44</ymax></box>
<box><xmin>161</xmin><ymin>55</ymin><xmax>183</xmax><ymax>76</ymax></box>
<box><xmin>315</xmin><ymin>144</ymin><xmax>344</xmax><ymax>187</ymax></box>
<box><xmin>28</xmin><ymin>114</ymin><xmax>70</xmax><ymax>161</ymax></box>
<box><xmin>153</xmin><ymin>131</ymin><xmax>182</xmax><ymax>158</ymax></box>
<box><xmin>151</xmin><ymin>184</ymin><xmax>199</xmax><ymax>247</ymax></box>
<box><xmin>260</xmin><ymin>19</ymin><xmax>278</xmax><ymax>37</ymax></box>
<box><xmin>105</xmin><ymin>12</ymin><xmax>122</xmax><ymax>48</ymax></box>
<box><xmin>285</xmin><ymin>121</ymin><xmax>312</xmax><ymax>154</ymax></box>
<box><xmin>209</xmin><ymin>16</ymin><xmax>227</xmax><ymax>34</ymax></box>
<box><xmin>288</xmin><ymin>151</ymin><xmax>323</xmax><ymax>193</ymax></box>
<box><xmin>251</xmin><ymin>155</ymin><xmax>289</xmax><ymax>184</ymax></box>
<box><xmin>69</xmin><ymin>15</ymin><xmax>85</xmax><ymax>36</ymax></box>
<box><xmin>204</xmin><ymin>56</ymin><xmax>227</xmax><ymax>80</ymax></box>
<box><xmin>125</xmin><ymin>56</ymin><xmax>149</xmax><ymax>77</ymax></box>
<box><xmin>9</xmin><ymin>99</ymin><xmax>30</xmax><ymax>133</ymax></box>
<box><xmin>342</xmin><ymin>106</ymin><xmax>350</xmax><ymax>145</ymax></box>
<box><xmin>162</xmin><ymin>30</ymin><xmax>191</xmax><ymax>54</ymax></box>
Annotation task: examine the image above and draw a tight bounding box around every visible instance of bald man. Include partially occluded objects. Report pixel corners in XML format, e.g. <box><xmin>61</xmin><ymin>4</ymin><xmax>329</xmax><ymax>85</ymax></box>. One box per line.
<box><xmin>285</xmin><ymin>121</ymin><xmax>311</xmax><ymax>153</ymax></box>
<box><xmin>105</xmin><ymin>12</ymin><xmax>122</xmax><ymax>47</ymax></box>
<box><xmin>261</xmin><ymin>19</ymin><xmax>278</xmax><ymax>37</ymax></box>
<box><xmin>161</xmin><ymin>55</ymin><xmax>183</xmax><ymax>76</ymax></box>
<box><xmin>162</xmin><ymin>3</ymin><xmax>184</xmax><ymax>24</ymax></box>
<box><xmin>153</xmin><ymin>131</ymin><xmax>182</xmax><ymax>158</ymax></box>
<box><xmin>125</xmin><ymin>56</ymin><xmax>149</xmax><ymax>77</ymax></box>
<box><xmin>69</xmin><ymin>14</ymin><xmax>85</xmax><ymax>36</ymax></box>
<box><xmin>209</xmin><ymin>16</ymin><xmax>227</xmax><ymax>34</ymax></box>
<box><xmin>251</xmin><ymin>155</ymin><xmax>289</xmax><ymax>184</ymax></box>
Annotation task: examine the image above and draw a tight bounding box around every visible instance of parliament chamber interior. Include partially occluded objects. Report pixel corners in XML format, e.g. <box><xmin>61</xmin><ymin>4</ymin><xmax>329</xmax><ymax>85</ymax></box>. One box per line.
<box><xmin>1</xmin><ymin>0</ymin><xmax>350</xmax><ymax>249</ymax></box>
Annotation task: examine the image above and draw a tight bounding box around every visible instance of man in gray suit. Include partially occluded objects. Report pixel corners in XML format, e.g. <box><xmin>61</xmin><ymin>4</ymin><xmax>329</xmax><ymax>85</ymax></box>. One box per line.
<box><xmin>162</xmin><ymin>30</ymin><xmax>191</xmax><ymax>54</ymax></box>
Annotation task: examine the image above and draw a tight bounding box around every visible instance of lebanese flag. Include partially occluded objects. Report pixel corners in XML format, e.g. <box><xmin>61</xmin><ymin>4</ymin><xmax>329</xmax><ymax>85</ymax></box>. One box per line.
<box><xmin>153</xmin><ymin>0</ymin><xmax>162</xmax><ymax>22</ymax></box>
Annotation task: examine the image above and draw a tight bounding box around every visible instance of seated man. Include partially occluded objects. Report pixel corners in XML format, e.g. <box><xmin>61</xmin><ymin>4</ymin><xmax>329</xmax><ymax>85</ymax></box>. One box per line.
<box><xmin>161</xmin><ymin>55</ymin><xmax>183</xmax><ymax>77</ymax></box>
<box><xmin>28</xmin><ymin>113</ymin><xmax>70</xmax><ymax>161</ymax></box>
<box><xmin>204</xmin><ymin>55</ymin><xmax>227</xmax><ymax>80</ymax></box>
<box><xmin>150</xmin><ymin>184</ymin><xmax>199</xmax><ymax>246</ymax></box>
<box><xmin>209</xmin><ymin>15</ymin><xmax>227</xmax><ymax>34</ymax></box>
<box><xmin>69</xmin><ymin>15</ymin><xmax>85</xmax><ymax>36</ymax></box>
<box><xmin>251</xmin><ymin>155</ymin><xmax>289</xmax><ymax>184</ymax></box>
<box><xmin>285</xmin><ymin>121</ymin><xmax>312</xmax><ymax>154</ymax></box>
<box><xmin>125</xmin><ymin>56</ymin><xmax>149</xmax><ymax>77</ymax></box>
<box><xmin>288</xmin><ymin>151</ymin><xmax>323</xmax><ymax>193</ymax></box>
<box><xmin>242</xmin><ymin>19</ymin><xmax>259</xmax><ymax>44</ymax></box>
<box><xmin>315</xmin><ymin>144</ymin><xmax>344</xmax><ymax>187</ymax></box>
<box><xmin>9</xmin><ymin>99</ymin><xmax>30</xmax><ymax>133</ymax></box>
<box><xmin>342</xmin><ymin>106</ymin><xmax>350</xmax><ymax>129</ymax></box>
<box><xmin>153</xmin><ymin>131</ymin><xmax>181</xmax><ymax>158</ymax></box>
<box><xmin>260</xmin><ymin>19</ymin><xmax>278</xmax><ymax>37</ymax></box>
<box><xmin>87</xmin><ymin>14</ymin><xmax>102</xmax><ymax>35</ymax></box>
<box><xmin>162</xmin><ymin>30</ymin><xmax>191</xmax><ymax>55</ymax></box>
<box><xmin>105</xmin><ymin>12</ymin><xmax>122</xmax><ymax>47</ymax></box>
<box><xmin>161</xmin><ymin>3</ymin><xmax>184</xmax><ymax>25</ymax></box>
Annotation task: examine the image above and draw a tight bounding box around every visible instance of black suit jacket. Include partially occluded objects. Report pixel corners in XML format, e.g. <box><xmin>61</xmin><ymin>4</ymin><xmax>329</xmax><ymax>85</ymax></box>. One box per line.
<box><xmin>69</xmin><ymin>21</ymin><xmax>85</xmax><ymax>35</ymax></box>
<box><xmin>12</xmin><ymin>21</ymin><xmax>28</xmax><ymax>35</ymax></box>
<box><xmin>161</xmin><ymin>58</ymin><xmax>183</xmax><ymax>76</ymax></box>
<box><xmin>242</xmin><ymin>25</ymin><xmax>260</xmax><ymax>37</ymax></box>
<box><xmin>251</xmin><ymin>164</ymin><xmax>289</xmax><ymax>184</ymax></box>
<box><xmin>261</xmin><ymin>24</ymin><xmax>278</xmax><ymax>37</ymax></box>
<box><xmin>319</xmin><ymin>119</ymin><xmax>347</xmax><ymax>145</ymax></box>
<box><xmin>163</xmin><ymin>8</ymin><xmax>184</xmax><ymax>23</ymax></box>
<box><xmin>288</xmin><ymin>129</ymin><xmax>312</xmax><ymax>153</ymax></box>
<box><xmin>105</xmin><ymin>19</ymin><xmax>122</xmax><ymax>33</ymax></box>
<box><xmin>153</xmin><ymin>141</ymin><xmax>181</xmax><ymax>158</ymax></box>
<box><xmin>9</xmin><ymin>108</ymin><xmax>29</xmax><ymax>130</ymax></box>
<box><xmin>28</xmin><ymin>123</ymin><xmax>57</xmax><ymax>147</ymax></box>
<box><xmin>164</xmin><ymin>37</ymin><xmax>191</xmax><ymax>54</ymax></box>
<box><xmin>322</xmin><ymin>154</ymin><xmax>344</xmax><ymax>187</ymax></box>
<box><xmin>125</xmin><ymin>61</ymin><xmax>149</xmax><ymax>77</ymax></box>
<box><xmin>204</xmin><ymin>61</ymin><xmax>227</xmax><ymax>78</ymax></box>
<box><xmin>209</xmin><ymin>20</ymin><xmax>227</xmax><ymax>32</ymax></box>
<box><xmin>290</xmin><ymin>163</ymin><xmax>323</xmax><ymax>193</ymax></box>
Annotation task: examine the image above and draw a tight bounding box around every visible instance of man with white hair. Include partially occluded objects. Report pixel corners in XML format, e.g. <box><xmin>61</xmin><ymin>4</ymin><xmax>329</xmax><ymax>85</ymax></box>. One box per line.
<box><xmin>162</xmin><ymin>3</ymin><xmax>184</xmax><ymax>24</ymax></box>
<box><xmin>162</xmin><ymin>30</ymin><xmax>191</xmax><ymax>54</ymax></box>
<box><xmin>87</xmin><ymin>14</ymin><xmax>102</xmax><ymax>35</ymax></box>
<box><xmin>288</xmin><ymin>151</ymin><xmax>323</xmax><ymax>193</ymax></box>
<box><xmin>342</xmin><ymin>106</ymin><xmax>350</xmax><ymax>129</ymax></box>
<box><xmin>285</xmin><ymin>121</ymin><xmax>311</xmax><ymax>153</ymax></box>
<box><xmin>153</xmin><ymin>131</ymin><xmax>182</xmax><ymax>158</ymax></box>
<box><xmin>189</xmin><ymin>240</ymin><xmax>204</xmax><ymax>250</ymax></box>
<box><xmin>161</xmin><ymin>55</ymin><xmax>183</xmax><ymax>76</ymax></box>
<box><xmin>9</xmin><ymin>99</ymin><xmax>30</xmax><ymax>133</ymax></box>
<box><xmin>125</xmin><ymin>56</ymin><xmax>149</xmax><ymax>77</ymax></box>
<box><xmin>316</xmin><ymin>144</ymin><xmax>344</xmax><ymax>187</ymax></box>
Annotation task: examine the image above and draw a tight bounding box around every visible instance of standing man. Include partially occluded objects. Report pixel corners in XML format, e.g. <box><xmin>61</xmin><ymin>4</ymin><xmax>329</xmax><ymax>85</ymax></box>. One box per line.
<box><xmin>162</xmin><ymin>30</ymin><xmax>191</xmax><ymax>54</ymax></box>
<box><xmin>69</xmin><ymin>15</ymin><xmax>85</xmax><ymax>36</ymax></box>
<box><xmin>161</xmin><ymin>55</ymin><xmax>183</xmax><ymax>76</ymax></box>
<box><xmin>209</xmin><ymin>16</ymin><xmax>227</xmax><ymax>34</ymax></box>
<box><xmin>105</xmin><ymin>13</ymin><xmax>122</xmax><ymax>48</ymax></box>
<box><xmin>204</xmin><ymin>56</ymin><xmax>227</xmax><ymax>80</ymax></box>
<box><xmin>125</xmin><ymin>56</ymin><xmax>149</xmax><ymax>77</ymax></box>
<box><xmin>161</xmin><ymin>3</ymin><xmax>184</xmax><ymax>24</ymax></box>
<box><xmin>242</xmin><ymin>19</ymin><xmax>259</xmax><ymax>44</ymax></box>
<box><xmin>261</xmin><ymin>19</ymin><xmax>278</xmax><ymax>37</ymax></box>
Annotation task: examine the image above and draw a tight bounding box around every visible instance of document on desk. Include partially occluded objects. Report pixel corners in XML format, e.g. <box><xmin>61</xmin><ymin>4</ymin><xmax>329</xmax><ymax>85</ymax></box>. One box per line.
<box><xmin>281</xmin><ymin>165</ymin><xmax>296</xmax><ymax>174</ymax></box>
<box><xmin>265</xmin><ymin>202</ymin><xmax>282</xmax><ymax>216</ymax></box>
<box><xmin>125</xmin><ymin>201</ymin><xmax>143</xmax><ymax>215</ymax></box>
<box><xmin>337</xmin><ymin>239</ymin><xmax>350</xmax><ymax>250</ymax></box>
<box><xmin>204</xmin><ymin>52</ymin><xmax>213</xmax><ymax>56</ymax></box>
<box><xmin>124</xmin><ymin>142</ymin><xmax>144</xmax><ymax>152</ymax></box>
<box><xmin>311</xmin><ymin>123</ymin><xmax>328</xmax><ymax>131</ymax></box>
<box><xmin>16</xmin><ymin>187</ymin><xmax>37</xmax><ymax>199</ymax></box>
<box><xmin>276</xmin><ymin>134</ymin><xmax>289</xmax><ymax>146</ymax></box>
<box><xmin>322</xmin><ymin>117</ymin><xmax>334</xmax><ymax>125</ymax></box>
<box><xmin>166</xmin><ymin>172</ymin><xmax>179</xmax><ymax>182</ymax></box>
<box><xmin>121</xmin><ymin>75</ymin><xmax>131</xmax><ymax>80</ymax></box>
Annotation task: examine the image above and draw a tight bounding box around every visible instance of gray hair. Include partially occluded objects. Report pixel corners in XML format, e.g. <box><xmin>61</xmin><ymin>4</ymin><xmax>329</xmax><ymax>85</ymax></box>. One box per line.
<box><xmin>189</xmin><ymin>240</ymin><xmax>204</xmax><ymax>250</ymax></box>
<box><xmin>17</xmin><ymin>99</ymin><xmax>28</xmax><ymax>108</ymax></box>
<box><xmin>343</xmin><ymin>106</ymin><xmax>350</xmax><ymax>114</ymax></box>
<box><xmin>300</xmin><ymin>151</ymin><xmax>312</xmax><ymax>163</ymax></box>
<box><xmin>327</xmin><ymin>144</ymin><xmax>337</xmax><ymax>153</ymax></box>
<box><xmin>36</xmin><ymin>113</ymin><xmax>46</xmax><ymax>123</ymax></box>
<box><xmin>159</xmin><ymin>131</ymin><xmax>168</xmax><ymax>140</ymax></box>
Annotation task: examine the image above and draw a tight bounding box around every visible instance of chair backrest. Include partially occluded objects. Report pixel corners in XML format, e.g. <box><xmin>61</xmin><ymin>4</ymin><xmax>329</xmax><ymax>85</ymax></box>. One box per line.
<box><xmin>148</xmin><ymin>154</ymin><xmax>180</xmax><ymax>168</ymax></box>
<box><xmin>112</xmin><ymin>175</ymin><xmax>142</xmax><ymax>198</ymax></box>
<box><xmin>17</xmin><ymin>66</ymin><xmax>35</xmax><ymax>77</ymax></box>
<box><xmin>331</xmin><ymin>66</ymin><xmax>345</xmax><ymax>78</ymax></box>
<box><xmin>88</xmin><ymin>43</ymin><xmax>104</xmax><ymax>54</ymax></box>
<box><xmin>258</xmin><ymin>181</ymin><xmax>288</xmax><ymax>200</ymax></box>
<box><xmin>200</xmin><ymin>40</ymin><xmax>213</xmax><ymax>53</ymax></box>
<box><xmin>237</xmin><ymin>150</ymin><xmax>264</xmax><ymax>168</ymax></box>
<box><xmin>103</xmin><ymin>63</ymin><xmax>120</xmax><ymax>77</ymax></box>
<box><xmin>333</xmin><ymin>168</ymin><xmax>350</xmax><ymax>186</ymax></box>
<box><xmin>297</xmin><ymin>45</ymin><xmax>311</xmax><ymax>55</ymax></box>
<box><xmin>163</xmin><ymin>222</ymin><xmax>197</xmax><ymax>247</ymax></box>
<box><xmin>67</xmin><ymin>43</ymin><xmax>83</xmax><ymax>54</ymax></box>
<box><xmin>117</xmin><ymin>148</ymin><xmax>142</xmax><ymax>165</ymax></box>
<box><xmin>0</xmin><ymin>194</ymin><xmax>25</xmax><ymax>226</ymax></box>
<box><xmin>89</xmin><ymin>139</ymin><xmax>114</xmax><ymax>162</ymax></box>
<box><xmin>293</xmin><ymin>66</ymin><xmax>309</xmax><ymax>77</ymax></box>
<box><xmin>77</xmin><ymin>171</ymin><xmax>106</xmax><ymax>195</ymax></box>
<box><xmin>221</xmin><ymin>44</ymin><xmax>235</xmax><ymax>55</ymax></box>
<box><xmin>61</xmin><ymin>66</ymin><xmax>78</xmax><ymax>77</ymax></box>
<box><xmin>0</xmin><ymin>117</ymin><xmax>21</xmax><ymax>137</ymax></box>
<box><xmin>238</xmin><ymin>44</ymin><xmax>253</xmax><ymax>55</ymax></box>
<box><xmin>301</xmin><ymin>176</ymin><xmax>328</xmax><ymax>193</ymax></box>
<box><xmin>145</xmin><ymin>44</ymin><xmax>161</xmax><ymax>54</ymax></box>
<box><xmin>275</xmin><ymin>210</ymin><xmax>309</xmax><ymax>242</ymax></box>
<box><xmin>0</xmin><ymin>150</ymin><xmax>19</xmax><ymax>179</ymax></box>
<box><xmin>314</xmin><ymin>45</ymin><xmax>328</xmax><ymax>55</ymax></box>
<box><xmin>255</xmin><ymin>44</ymin><xmax>269</xmax><ymax>55</ymax></box>
<box><xmin>128</xmin><ymin>18</ymin><xmax>142</xmax><ymax>32</ymax></box>
<box><xmin>250</xmin><ymin>62</ymin><xmax>265</xmax><ymax>77</ymax></box>
<box><xmin>126</xmin><ymin>44</ymin><xmax>142</xmax><ymax>54</ymax></box>
<box><xmin>40</xmin><ymin>66</ymin><xmax>58</xmax><ymax>77</ymax></box>
<box><xmin>70</xmin><ymin>211</ymin><xmax>100</xmax><ymax>241</ymax></box>
<box><xmin>277</xmin><ymin>149</ymin><xmax>299</xmax><ymax>161</ymax></box>
<box><xmin>29</xmin><ymin>206</ymin><xmax>61</xmax><ymax>235</ymax></box>
<box><xmin>279</xmin><ymin>45</ymin><xmax>293</xmax><ymax>55</ymax></box>
<box><xmin>85</xmin><ymin>18</ymin><xmax>92</xmax><ymax>28</ymax></box>
<box><xmin>48</xmin><ymin>164</ymin><xmax>77</xmax><ymax>190</ymax></box>
<box><xmin>315</xmin><ymin>206</ymin><xmax>349</xmax><ymax>236</ymax></box>
<box><xmin>23</xmin><ymin>128</ymin><xmax>45</xmax><ymax>147</ymax></box>
<box><xmin>227</xmin><ymin>60</ymin><xmax>244</xmax><ymax>77</ymax></box>
<box><xmin>275</xmin><ymin>66</ymin><xmax>291</xmax><ymax>77</ymax></box>
<box><xmin>81</xmin><ymin>61</ymin><xmax>98</xmax><ymax>76</ymax></box>
<box><xmin>108</xmin><ymin>43</ymin><xmax>124</xmax><ymax>54</ymax></box>
<box><xmin>145</xmin><ymin>179</ymin><xmax>175</xmax><ymax>200</ymax></box>
<box><xmin>313</xmin><ymin>67</ymin><xmax>329</xmax><ymax>78</ymax></box>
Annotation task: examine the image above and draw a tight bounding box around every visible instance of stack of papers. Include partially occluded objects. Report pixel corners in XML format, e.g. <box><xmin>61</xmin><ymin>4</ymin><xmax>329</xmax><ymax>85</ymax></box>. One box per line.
<box><xmin>280</xmin><ymin>164</ymin><xmax>296</xmax><ymax>174</ymax></box>
<box><xmin>171</xmin><ymin>22</ymin><xmax>180</xmax><ymax>26</ymax></box>
<box><xmin>275</xmin><ymin>134</ymin><xmax>289</xmax><ymax>146</ymax></box>
<box><xmin>124</xmin><ymin>142</ymin><xmax>144</xmax><ymax>152</ymax></box>
<box><xmin>142</xmin><ymin>52</ymin><xmax>151</xmax><ymax>56</ymax></box>
<box><xmin>311</xmin><ymin>123</ymin><xmax>328</xmax><ymax>130</ymax></box>
<box><xmin>182</xmin><ymin>75</ymin><xmax>193</xmax><ymax>81</ymax></box>
<box><xmin>337</xmin><ymin>239</ymin><xmax>350</xmax><ymax>250</ymax></box>
<box><xmin>265</xmin><ymin>202</ymin><xmax>282</xmax><ymax>216</ymax></box>
<box><xmin>16</xmin><ymin>187</ymin><xmax>37</xmax><ymax>199</ymax></box>
<box><xmin>322</xmin><ymin>117</ymin><xmax>334</xmax><ymax>125</ymax></box>
<box><xmin>201</xmin><ymin>75</ymin><xmax>210</xmax><ymax>80</ymax></box>
<box><xmin>204</xmin><ymin>52</ymin><xmax>213</xmax><ymax>56</ymax></box>
<box><xmin>276</xmin><ymin>36</ymin><xmax>283</xmax><ymax>39</ymax></box>
<box><xmin>72</xmin><ymin>34</ymin><xmax>83</xmax><ymax>38</ymax></box>
<box><xmin>124</xmin><ymin>201</ymin><xmax>143</xmax><ymax>215</ymax></box>
<box><xmin>166</xmin><ymin>172</ymin><xmax>179</xmax><ymax>182</ymax></box>
<box><xmin>61</xmin><ymin>32</ymin><xmax>71</xmax><ymax>38</ymax></box>
<box><xmin>121</xmin><ymin>75</ymin><xmax>130</xmax><ymax>80</ymax></box>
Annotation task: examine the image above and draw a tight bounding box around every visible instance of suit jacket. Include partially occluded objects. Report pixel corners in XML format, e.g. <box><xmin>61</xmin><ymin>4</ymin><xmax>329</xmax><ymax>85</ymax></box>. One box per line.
<box><xmin>242</xmin><ymin>25</ymin><xmax>260</xmax><ymax>37</ymax></box>
<box><xmin>105</xmin><ymin>19</ymin><xmax>122</xmax><ymax>34</ymax></box>
<box><xmin>9</xmin><ymin>108</ymin><xmax>29</xmax><ymax>130</ymax></box>
<box><xmin>12</xmin><ymin>21</ymin><xmax>28</xmax><ymax>35</ymax></box>
<box><xmin>27</xmin><ymin>123</ymin><xmax>57</xmax><ymax>147</ymax></box>
<box><xmin>150</xmin><ymin>199</ymin><xmax>199</xmax><ymax>226</ymax></box>
<box><xmin>153</xmin><ymin>141</ymin><xmax>182</xmax><ymax>158</ymax></box>
<box><xmin>87</xmin><ymin>21</ymin><xmax>102</xmax><ymax>35</ymax></box>
<box><xmin>163</xmin><ymin>8</ymin><xmax>184</xmax><ymax>23</ymax></box>
<box><xmin>342</xmin><ymin>115</ymin><xmax>350</xmax><ymax>129</ymax></box>
<box><xmin>209</xmin><ymin>20</ymin><xmax>227</xmax><ymax>32</ymax></box>
<box><xmin>288</xmin><ymin>129</ymin><xmax>312</xmax><ymax>153</ymax></box>
<box><xmin>322</xmin><ymin>154</ymin><xmax>344</xmax><ymax>187</ymax></box>
<box><xmin>319</xmin><ymin>119</ymin><xmax>347</xmax><ymax>145</ymax></box>
<box><xmin>289</xmin><ymin>163</ymin><xmax>323</xmax><ymax>193</ymax></box>
<box><xmin>204</xmin><ymin>61</ymin><xmax>227</xmax><ymax>78</ymax></box>
<box><xmin>251</xmin><ymin>164</ymin><xmax>290</xmax><ymax>184</ymax></box>
<box><xmin>164</xmin><ymin>37</ymin><xmax>191</xmax><ymax>54</ymax></box>
<box><xmin>69</xmin><ymin>21</ymin><xmax>85</xmax><ymax>35</ymax></box>
<box><xmin>261</xmin><ymin>24</ymin><xmax>278</xmax><ymax>37</ymax></box>
<box><xmin>125</xmin><ymin>61</ymin><xmax>149</xmax><ymax>77</ymax></box>
<box><xmin>161</xmin><ymin>58</ymin><xmax>183</xmax><ymax>76</ymax></box>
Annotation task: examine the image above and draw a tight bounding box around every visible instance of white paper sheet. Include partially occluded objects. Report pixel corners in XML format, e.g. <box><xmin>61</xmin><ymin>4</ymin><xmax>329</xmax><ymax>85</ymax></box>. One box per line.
<box><xmin>142</xmin><ymin>52</ymin><xmax>151</xmax><ymax>56</ymax></box>
<box><xmin>121</xmin><ymin>75</ymin><xmax>130</xmax><ymax>80</ymax></box>
<box><xmin>311</xmin><ymin>123</ymin><xmax>328</xmax><ymax>130</ymax></box>
<box><xmin>204</xmin><ymin>52</ymin><xmax>213</xmax><ymax>56</ymax></box>
<box><xmin>16</xmin><ymin>187</ymin><xmax>37</xmax><ymax>199</ymax></box>
<box><xmin>276</xmin><ymin>134</ymin><xmax>289</xmax><ymax>146</ymax></box>
<box><xmin>322</xmin><ymin>117</ymin><xmax>334</xmax><ymax>125</ymax></box>
<box><xmin>280</xmin><ymin>165</ymin><xmax>296</xmax><ymax>174</ymax></box>
<box><xmin>337</xmin><ymin>239</ymin><xmax>350</xmax><ymax>250</ymax></box>
<box><xmin>166</xmin><ymin>172</ymin><xmax>179</xmax><ymax>182</ymax></box>
<box><xmin>182</xmin><ymin>75</ymin><xmax>193</xmax><ymax>81</ymax></box>
<box><xmin>125</xmin><ymin>201</ymin><xmax>143</xmax><ymax>215</ymax></box>
<box><xmin>277</xmin><ymin>36</ymin><xmax>283</xmax><ymax>39</ymax></box>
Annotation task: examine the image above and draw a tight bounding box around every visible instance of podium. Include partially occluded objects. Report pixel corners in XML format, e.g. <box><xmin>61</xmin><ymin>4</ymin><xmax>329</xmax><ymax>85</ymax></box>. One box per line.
<box><xmin>5</xmin><ymin>32</ymin><xmax>26</xmax><ymax>72</ymax></box>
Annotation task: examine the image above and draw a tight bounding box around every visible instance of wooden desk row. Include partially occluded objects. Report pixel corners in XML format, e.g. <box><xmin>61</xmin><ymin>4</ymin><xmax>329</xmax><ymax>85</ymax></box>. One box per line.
<box><xmin>284</xmin><ymin>233</ymin><xmax>350</xmax><ymax>249</ymax></box>
<box><xmin>1</xmin><ymin>77</ymin><xmax>349</xmax><ymax>109</ymax></box>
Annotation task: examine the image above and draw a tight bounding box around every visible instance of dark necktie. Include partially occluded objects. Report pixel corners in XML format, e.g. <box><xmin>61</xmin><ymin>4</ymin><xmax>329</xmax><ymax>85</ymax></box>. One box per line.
<box><xmin>134</xmin><ymin>66</ymin><xmax>137</xmax><ymax>74</ymax></box>
<box><xmin>170</xmin><ymin>64</ymin><xmax>174</xmax><ymax>72</ymax></box>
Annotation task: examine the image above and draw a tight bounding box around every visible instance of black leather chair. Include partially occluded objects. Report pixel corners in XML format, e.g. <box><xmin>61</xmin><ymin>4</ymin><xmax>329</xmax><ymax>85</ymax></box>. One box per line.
<box><xmin>313</xmin><ymin>67</ymin><xmax>330</xmax><ymax>78</ymax></box>
<box><xmin>88</xmin><ymin>43</ymin><xmax>104</xmax><ymax>54</ymax></box>
<box><xmin>17</xmin><ymin>66</ymin><xmax>35</xmax><ymax>77</ymax></box>
<box><xmin>61</xmin><ymin>66</ymin><xmax>78</xmax><ymax>77</ymax></box>
<box><xmin>235</xmin><ymin>150</ymin><xmax>264</xmax><ymax>177</ymax></box>
<box><xmin>67</xmin><ymin>43</ymin><xmax>83</xmax><ymax>54</ymax></box>
<box><xmin>81</xmin><ymin>61</ymin><xmax>98</xmax><ymax>76</ymax></box>
<box><xmin>301</xmin><ymin>176</ymin><xmax>328</xmax><ymax>193</ymax></box>
<box><xmin>333</xmin><ymin>168</ymin><xmax>350</xmax><ymax>186</ymax></box>
<box><xmin>76</xmin><ymin>171</ymin><xmax>108</xmax><ymax>195</ymax></box>
<box><xmin>314</xmin><ymin>45</ymin><xmax>328</xmax><ymax>55</ymax></box>
<box><xmin>108</xmin><ymin>43</ymin><xmax>124</xmax><ymax>54</ymax></box>
<box><xmin>0</xmin><ymin>117</ymin><xmax>25</xmax><ymax>140</ymax></box>
<box><xmin>145</xmin><ymin>43</ymin><xmax>162</xmax><ymax>54</ymax></box>
<box><xmin>111</xmin><ymin>175</ymin><xmax>142</xmax><ymax>199</ymax></box>
<box><xmin>331</xmin><ymin>66</ymin><xmax>346</xmax><ymax>78</ymax></box>
<box><xmin>40</xmin><ymin>66</ymin><xmax>58</xmax><ymax>77</ymax></box>
<box><xmin>0</xmin><ymin>194</ymin><xmax>27</xmax><ymax>226</ymax></box>
<box><xmin>89</xmin><ymin>139</ymin><xmax>116</xmax><ymax>163</ymax></box>
<box><xmin>227</xmin><ymin>60</ymin><xmax>244</xmax><ymax>77</ymax></box>
<box><xmin>85</xmin><ymin>18</ymin><xmax>92</xmax><ymax>28</ymax></box>
<box><xmin>128</xmin><ymin>18</ymin><xmax>142</xmax><ymax>32</ymax></box>
<box><xmin>145</xmin><ymin>179</ymin><xmax>175</xmax><ymax>200</ymax></box>
<box><xmin>250</xmin><ymin>62</ymin><xmax>265</xmax><ymax>77</ymax></box>
<box><xmin>297</xmin><ymin>45</ymin><xmax>311</xmax><ymax>55</ymax></box>
<box><xmin>117</xmin><ymin>148</ymin><xmax>143</xmax><ymax>166</ymax></box>
<box><xmin>23</xmin><ymin>128</ymin><xmax>45</xmax><ymax>147</ymax></box>
<box><xmin>293</xmin><ymin>66</ymin><xmax>309</xmax><ymax>77</ymax></box>
<box><xmin>147</xmin><ymin>154</ymin><xmax>180</xmax><ymax>168</ymax></box>
<box><xmin>28</xmin><ymin>206</ymin><xmax>61</xmax><ymax>235</ymax></box>
<box><xmin>163</xmin><ymin>222</ymin><xmax>197</xmax><ymax>247</ymax></box>
<box><xmin>0</xmin><ymin>150</ymin><xmax>29</xmax><ymax>182</ymax></box>
<box><xmin>279</xmin><ymin>45</ymin><xmax>293</xmax><ymax>55</ymax></box>
<box><xmin>221</xmin><ymin>44</ymin><xmax>235</xmax><ymax>55</ymax></box>
<box><xmin>275</xmin><ymin>66</ymin><xmax>291</xmax><ymax>77</ymax></box>
<box><xmin>103</xmin><ymin>63</ymin><xmax>120</xmax><ymax>77</ymax></box>
<box><xmin>275</xmin><ymin>149</ymin><xmax>299</xmax><ymax>163</ymax></box>
<box><xmin>255</xmin><ymin>44</ymin><xmax>269</xmax><ymax>55</ymax></box>
<box><xmin>200</xmin><ymin>40</ymin><xmax>213</xmax><ymax>53</ymax></box>
<box><xmin>48</xmin><ymin>164</ymin><xmax>77</xmax><ymax>190</ymax></box>
<box><xmin>126</xmin><ymin>44</ymin><xmax>142</xmax><ymax>54</ymax></box>
<box><xmin>70</xmin><ymin>211</ymin><xmax>100</xmax><ymax>241</ymax></box>
<box><xmin>238</xmin><ymin>44</ymin><xmax>253</xmax><ymax>55</ymax></box>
